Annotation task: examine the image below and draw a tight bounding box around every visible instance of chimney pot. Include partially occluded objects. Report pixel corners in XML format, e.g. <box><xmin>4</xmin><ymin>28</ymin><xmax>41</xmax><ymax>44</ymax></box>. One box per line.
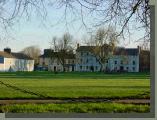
<box><xmin>137</xmin><ymin>46</ymin><xmax>141</xmax><ymax>53</ymax></box>
<box><xmin>4</xmin><ymin>48</ymin><xmax>11</xmax><ymax>54</ymax></box>
<box><xmin>77</xmin><ymin>43</ymin><xmax>79</xmax><ymax>48</ymax></box>
<box><xmin>44</xmin><ymin>49</ymin><xmax>53</xmax><ymax>55</ymax></box>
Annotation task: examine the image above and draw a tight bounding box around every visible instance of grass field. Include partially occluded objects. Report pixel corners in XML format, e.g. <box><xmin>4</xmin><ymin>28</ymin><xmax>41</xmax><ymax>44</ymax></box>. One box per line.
<box><xmin>0</xmin><ymin>103</ymin><xmax>150</xmax><ymax>113</ymax></box>
<box><xmin>0</xmin><ymin>71</ymin><xmax>150</xmax><ymax>113</ymax></box>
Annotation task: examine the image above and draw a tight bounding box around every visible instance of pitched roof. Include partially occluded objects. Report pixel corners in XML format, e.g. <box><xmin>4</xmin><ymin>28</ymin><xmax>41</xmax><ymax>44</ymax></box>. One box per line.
<box><xmin>0</xmin><ymin>51</ymin><xmax>15</xmax><ymax>58</ymax></box>
<box><xmin>0</xmin><ymin>51</ymin><xmax>33</xmax><ymax>60</ymax></box>
<box><xmin>113</xmin><ymin>48</ymin><xmax>139</xmax><ymax>56</ymax></box>
<box><xmin>76</xmin><ymin>44</ymin><xmax>112</xmax><ymax>52</ymax></box>
<box><xmin>40</xmin><ymin>50</ymin><xmax>75</xmax><ymax>59</ymax></box>
<box><xmin>76</xmin><ymin>46</ymin><xmax>95</xmax><ymax>52</ymax></box>
<box><xmin>76</xmin><ymin>45</ymin><xmax>139</xmax><ymax>56</ymax></box>
<box><xmin>11</xmin><ymin>53</ymin><xmax>33</xmax><ymax>60</ymax></box>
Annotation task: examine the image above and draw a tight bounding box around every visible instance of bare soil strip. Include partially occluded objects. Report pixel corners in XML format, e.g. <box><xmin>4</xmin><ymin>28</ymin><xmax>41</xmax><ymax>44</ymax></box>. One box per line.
<box><xmin>112</xmin><ymin>99</ymin><xmax>150</xmax><ymax>104</ymax></box>
<box><xmin>0</xmin><ymin>99</ymin><xmax>150</xmax><ymax>105</ymax></box>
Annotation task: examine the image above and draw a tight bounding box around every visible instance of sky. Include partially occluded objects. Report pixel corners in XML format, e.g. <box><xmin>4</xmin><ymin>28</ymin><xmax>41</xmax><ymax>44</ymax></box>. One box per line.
<box><xmin>0</xmin><ymin>1</ymin><xmax>147</xmax><ymax>52</ymax></box>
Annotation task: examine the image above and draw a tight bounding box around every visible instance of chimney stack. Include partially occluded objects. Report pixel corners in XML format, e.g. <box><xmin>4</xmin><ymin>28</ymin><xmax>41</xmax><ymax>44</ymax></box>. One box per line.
<box><xmin>4</xmin><ymin>48</ymin><xmax>11</xmax><ymax>54</ymax></box>
<box><xmin>137</xmin><ymin>46</ymin><xmax>141</xmax><ymax>53</ymax></box>
<box><xmin>77</xmin><ymin>43</ymin><xmax>80</xmax><ymax>48</ymax></box>
<box><xmin>44</xmin><ymin>49</ymin><xmax>53</xmax><ymax>55</ymax></box>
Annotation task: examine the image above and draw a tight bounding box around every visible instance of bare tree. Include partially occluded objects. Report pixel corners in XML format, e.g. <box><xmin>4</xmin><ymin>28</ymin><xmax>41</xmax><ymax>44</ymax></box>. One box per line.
<box><xmin>0</xmin><ymin>0</ymin><xmax>150</xmax><ymax>45</ymax></box>
<box><xmin>21</xmin><ymin>45</ymin><xmax>41</xmax><ymax>65</ymax></box>
<box><xmin>86</xmin><ymin>27</ymin><xmax>118</xmax><ymax>71</ymax></box>
<box><xmin>139</xmin><ymin>48</ymin><xmax>150</xmax><ymax>72</ymax></box>
<box><xmin>50</xmin><ymin>0</ymin><xmax>150</xmax><ymax>43</ymax></box>
<box><xmin>50</xmin><ymin>32</ymin><xmax>74</xmax><ymax>72</ymax></box>
<box><xmin>0</xmin><ymin>0</ymin><xmax>47</xmax><ymax>25</ymax></box>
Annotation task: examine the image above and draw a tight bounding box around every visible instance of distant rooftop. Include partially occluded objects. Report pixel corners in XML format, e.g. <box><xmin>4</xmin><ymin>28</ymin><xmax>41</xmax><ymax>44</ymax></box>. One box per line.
<box><xmin>76</xmin><ymin>45</ymin><xmax>140</xmax><ymax>56</ymax></box>
<box><xmin>0</xmin><ymin>48</ymin><xmax>33</xmax><ymax>60</ymax></box>
<box><xmin>40</xmin><ymin>49</ymin><xmax>75</xmax><ymax>59</ymax></box>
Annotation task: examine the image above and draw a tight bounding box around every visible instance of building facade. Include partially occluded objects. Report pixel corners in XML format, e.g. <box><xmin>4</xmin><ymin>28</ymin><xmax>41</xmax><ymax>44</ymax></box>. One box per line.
<box><xmin>139</xmin><ymin>50</ymin><xmax>150</xmax><ymax>72</ymax></box>
<box><xmin>75</xmin><ymin>46</ymin><xmax>102</xmax><ymax>72</ymax></box>
<box><xmin>75</xmin><ymin>45</ymin><xmax>140</xmax><ymax>72</ymax></box>
<box><xmin>39</xmin><ymin>45</ymin><xmax>140</xmax><ymax>73</ymax></box>
<box><xmin>39</xmin><ymin>49</ymin><xmax>75</xmax><ymax>72</ymax></box>
<box><xmin>0</xmin><ymin>48</ymin><xmax>34</xmax><ymax>72</ymax></box>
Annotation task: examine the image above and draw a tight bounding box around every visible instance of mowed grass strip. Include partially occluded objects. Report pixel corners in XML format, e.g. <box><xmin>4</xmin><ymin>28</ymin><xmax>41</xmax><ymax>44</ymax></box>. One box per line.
<box><xmin>0</xmin><ymin>72</ymin><xmax>150</xmax><ymax>99</ymax></box>
<box><xmin>0</xmin><ymin>71</ymin><xmax>150</xmax><ymax>79</ymax></box>
<box><xmin>0</xmin><ymin>103</ymin><xmax>150</xmax><ymax>113</ymax></box>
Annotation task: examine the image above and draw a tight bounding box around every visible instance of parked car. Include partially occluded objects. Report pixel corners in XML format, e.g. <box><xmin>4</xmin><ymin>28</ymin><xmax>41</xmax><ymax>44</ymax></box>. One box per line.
<box><xmin>34</xmin><ymin>66</ymin><xmax>48</xmax><ymax>71</ymax></box>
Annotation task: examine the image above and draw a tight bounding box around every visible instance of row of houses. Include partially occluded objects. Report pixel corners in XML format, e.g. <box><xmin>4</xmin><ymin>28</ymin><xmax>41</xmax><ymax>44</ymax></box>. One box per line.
<box><xmin>39</xmin><ymin>49</ymin><xmax>75</xmax><ymax>72</ymax></box>
<box><xmin>39</xmin><ymin>44</ymin><xmax>141</xmax><ymax>72</ymax></box>
<box><xmin>0</xmin><ymin>44</ymin><xmax>149</xmax><ymax>72</ymax></box>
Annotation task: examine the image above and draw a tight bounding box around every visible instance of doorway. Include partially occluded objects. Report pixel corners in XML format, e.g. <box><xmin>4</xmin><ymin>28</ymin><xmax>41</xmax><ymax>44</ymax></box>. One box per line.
<box><xmin>54</xmin><ymin>66</ymin><xmax>56</xmax><ymax>72</ymax></box>
<box><xmin>120</xmin><ymin>66</ymin><xmax>124</xmax><ymax>71</ymax></box>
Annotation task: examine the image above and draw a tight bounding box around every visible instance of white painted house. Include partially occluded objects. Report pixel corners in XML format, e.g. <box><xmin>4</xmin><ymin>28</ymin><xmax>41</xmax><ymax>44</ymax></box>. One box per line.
<box><xmin>75</xmin><ymin>46</ymin><xmax>101</xmax><ymax>72</ymax></box>
<box><xmin>39</xmin><ymin>49</ymin><xmax>75</xmax><ymax>72</ymax></box>
<box><xmin>75</xmin><ymin>45</ymin><xmax>140</xmax><ymax>72</ymax></box>
<box><xmin>106</xmin><ymin>47</ymin><xmax>140</xmax><ymax>72</ymax></box>
<box><xmin>0</xmin><ymin>48</ymin><xmax>34</xmax><ymax>72</ymax></box>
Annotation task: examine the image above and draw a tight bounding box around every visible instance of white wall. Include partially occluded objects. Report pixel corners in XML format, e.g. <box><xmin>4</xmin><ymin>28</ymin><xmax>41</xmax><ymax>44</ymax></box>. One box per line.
<box><xmin>0</xmin><ymin>64</ymin><xmax>4</xmax><ymax>71</ymax></box>
<box><xmin>107</xmin><ymin>55</ymin><xmax>139</xmax><ymax>72</ymax></box>
<box><xmin>39</xmin><ymin>57</ymin><xmax>75</xmax><ymax>72</ymax></box>
<box><xmin>76</xmin><ymin>51</ymin><xmax>139</xmax><ymax>72</ymax></box>
<box><xmin>3</xmin><ymin>58</ymin><xmax>34</xmax><ymax>72</ymax></box>
<box><xmin>75</xmin><ymin>51</ymin><xmax>101</xmax><ymax>72</ymax></box>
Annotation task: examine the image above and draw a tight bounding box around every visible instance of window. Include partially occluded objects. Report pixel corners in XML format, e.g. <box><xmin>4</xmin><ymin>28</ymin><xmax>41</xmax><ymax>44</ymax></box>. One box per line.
<box><xmin>87</xmin><ymin>52</ymin><xmax>89</xmax><ymax>56</ymax></box>
<box><xmin>95</xmin><ymin>66</ymin><xmax>98</xmax><ymax>70</ymax></box>
<box><xmin>133</xmin><ymin>60</ymin><xmax>135</xmax><ymax>65</ymax></box>
<box><xmin>121</xmin><ymin>60</ymin><xmax>123</xmax><ymax>64</ymax></box>
<box><xmin>80</xmin><ymin>66</ymin><xmax>82</xmax><ymax>70</ymax></box>
<box><xmin>132</xmin><ymin>67</ymin><xmax>135</xmax><ymax>71</ymax></box>
<box><xmin>68</xmin><ymin>60</ymin><xmax>71</xmax><ymax>64</ymax></box>
<box><xmin>42</xmin><ymin>62</ymin><xmax>45</xmax><ymax>65</ymax></box>
<box><xmin>80</xmin><ymin>59</ymin><xmax>83</xmax><ymax>63</ymax></box>
<box><xmin>57</xmin><ymin>60</ymin><xmax>60</xmax><ymax>65</ymax></box>
<box><xmin>0</xmin><ymin>57</ymin><xmax>4</xmax><ymax>64</ymax></box>
<box><xmin>106</xmin><ymin>60</ymin><xmax>108</xmax><ymax>63</ymax></box>
<box><xmin>86</xmin><ymin>66</ymin><xmax>88</xmax><ymax>70</ymax></box>
<box><xmin>114</xmin><ymin>67</ymin><xmax>117</xmax><ymax>70</ymax></box>
<box><xmin>126</xmin><ymin>67</ymin><xmax>129</xmax><ymax>70</ymax></box>
<box><xmin>81</xmin><ymin>52</ymin><xmax>83</xmax><ymax>56</ymax></box>
<box><xmin>86</xmin><ymin>59</ymin><xmax>88</xmax><ymax>63</ymax></box>
<box><xmin>115</xmin><ymin>61</ymin><xmax>117</xmax><ymax>64</ymax></box>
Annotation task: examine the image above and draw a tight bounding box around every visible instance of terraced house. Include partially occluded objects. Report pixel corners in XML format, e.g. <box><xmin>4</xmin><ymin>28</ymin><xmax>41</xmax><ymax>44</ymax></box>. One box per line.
<box><xmin>0</xmin><ymin>48</ymin><xmax>34</xmax><ymax>72</ymax></box>
<box><xmin>39</xmin><ymin>45</ymin><xmax>140</xmax><ymax>72</ymax></box>
<box><xmin>39</xmin><ymin>49</ymin><xmax>75</xmax><ymax>72</ymax></box>
<box><xmin>75</xmin><ymin>45</ymin><xmax>140</xmax><ymax>72</ymax></box>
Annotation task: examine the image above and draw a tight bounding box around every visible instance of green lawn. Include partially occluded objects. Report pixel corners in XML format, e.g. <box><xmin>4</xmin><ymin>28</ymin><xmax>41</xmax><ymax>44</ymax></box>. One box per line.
<box><xmin>0</xmin><ymin>72</ymin><xmax>150</xmax><ymax>113</ymax></box>
<box><xmin>0</xmin><ymin>103</ymin><xmax>150</xmax><ymax>113</ymax></box>
<box><xmin>0</xmin><ymin>72</ymin><xmax>150</xmax><ymax>99</ymax></box>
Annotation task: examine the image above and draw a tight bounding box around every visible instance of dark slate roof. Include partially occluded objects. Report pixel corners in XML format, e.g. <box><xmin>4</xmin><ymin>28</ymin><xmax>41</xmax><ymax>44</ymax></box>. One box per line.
<box><xmin>113</xmin><ymin>48</ymin><xmax>139</xmax><ymax>56</ymax></box>
<box><xmin>76</xmin><ymin>46</ymin><xmax>95</xmax><ymax>52</ymax></box>
<box><xmin>0</xmin><ymin>51</ymin><xmax>33</xmax><ymax>60</ymax></box>
<box><xmin>11</xmin><ymin>53</ymin><xmax>33</xmax><ymax>60</ymax></box>
<box><xmin>76</xmin><ymin>45</ymin><xmax>139</xmax><ymax>56</ymax></box>
<box><xmin>76</xmin><ymin>44</ymin><xmax>112</xmax><ymax>52</ymax></box>
<box><xmin>40</xmin><ymin>51</ymin><xmax>75</xmax><ymax>59</ymax></box>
